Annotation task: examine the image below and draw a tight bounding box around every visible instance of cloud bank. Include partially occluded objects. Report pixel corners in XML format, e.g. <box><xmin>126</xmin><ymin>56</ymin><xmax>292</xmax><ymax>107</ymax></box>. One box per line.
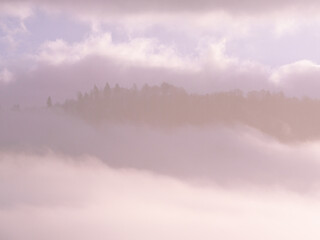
<box><xmin>1</xmin><ymin>0</ymin><xmax>320</xmax><ymax>239</ymax></box>
<box><xmin>1</xmin><ymin>152</ymin><xmax>320</xmax><ymax>240</ymax></box>
<box><xmin>2</xmin><ymin>0</ymin><xmax>320</xmax><ymax>16</ymax></box>
<box><xmin>2</xmin><ymin>109</ymin><xmax>320</xmax><ymax>192</ymax></box>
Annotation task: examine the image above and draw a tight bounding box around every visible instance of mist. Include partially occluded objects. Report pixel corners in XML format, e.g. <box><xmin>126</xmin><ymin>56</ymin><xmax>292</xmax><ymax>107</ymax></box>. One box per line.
<box><xmin>1</xmin><ymin>152</ymin><xmax>320</xmax><ymax>240</ymax></box>
<box><xmin>2</xmin><ymin>0</ymin><xmax>320</xmax><ymax>238</ymax></box>
<box><xmin>1</xmin><ymin>107</ymin><xmax>320</xmax><ymax>193</ymax></box>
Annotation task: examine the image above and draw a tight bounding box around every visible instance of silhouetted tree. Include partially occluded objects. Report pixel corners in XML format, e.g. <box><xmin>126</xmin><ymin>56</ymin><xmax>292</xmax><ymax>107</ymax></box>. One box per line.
<box><xmin>47</xmin><ymin>96</ymin><xmax>52</xmax><ymax>108</ymax></box>
<box><xmin>61</xmin><ymin>82</ymin><xmax>320</xmax><ymax>142</ymax></box>
<box><xmin>104</xmin><ymin>82</ymin><xmax>111</xmax><ymax>96</ymax></box>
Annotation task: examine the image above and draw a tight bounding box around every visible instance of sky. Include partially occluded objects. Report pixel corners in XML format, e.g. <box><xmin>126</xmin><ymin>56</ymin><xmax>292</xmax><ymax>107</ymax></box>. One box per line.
<box><xmin>2</xmin><ymin>1</ymin><xmax>320</xmax><ymax>239</ymax></box>
<box><xmin>2</xmin><ymin>0</ymin><xmax>320</xmax><ymax>106</ymax></box>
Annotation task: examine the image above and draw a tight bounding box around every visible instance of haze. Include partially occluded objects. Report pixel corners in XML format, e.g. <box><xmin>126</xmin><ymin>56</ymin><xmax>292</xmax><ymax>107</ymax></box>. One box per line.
<box><xmin>1</xmin><ymin>1</ymin><xmax>320</xmax><ymax>239</ymax></box>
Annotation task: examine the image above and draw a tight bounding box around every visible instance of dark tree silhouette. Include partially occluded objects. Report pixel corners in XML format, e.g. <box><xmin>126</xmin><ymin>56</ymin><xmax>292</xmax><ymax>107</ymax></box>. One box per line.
<box><xmin>47</xmin><ymin>96</ymin><xmax>52</xmax><ymax>108</ymax></box>
<box><xmin>61</xmin><ymin>82</ymin><xmax>320</xmax><ymax>142</ymax></box>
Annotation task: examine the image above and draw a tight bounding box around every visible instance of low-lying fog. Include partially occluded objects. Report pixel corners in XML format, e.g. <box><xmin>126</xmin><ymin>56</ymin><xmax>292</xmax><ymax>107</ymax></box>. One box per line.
<box><xmin>2</xmin><ymin>101</ymin><xmax>320</xmax><ymax>239</ymax></box>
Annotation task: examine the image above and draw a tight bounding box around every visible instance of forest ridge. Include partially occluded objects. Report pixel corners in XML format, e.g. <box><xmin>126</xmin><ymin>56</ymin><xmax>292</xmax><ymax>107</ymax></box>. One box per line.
<box><xmin>61</xmin><ymin>82</ymin><xmax>320</xmax><ymax>142</ymax></box>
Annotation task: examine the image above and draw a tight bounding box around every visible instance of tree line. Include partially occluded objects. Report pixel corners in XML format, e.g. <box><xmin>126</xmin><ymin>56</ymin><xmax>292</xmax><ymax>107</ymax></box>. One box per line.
<box><xmin>61</xmin><ymin>82</ymin><xmax>320</xmax><ymax>142</ymax></box>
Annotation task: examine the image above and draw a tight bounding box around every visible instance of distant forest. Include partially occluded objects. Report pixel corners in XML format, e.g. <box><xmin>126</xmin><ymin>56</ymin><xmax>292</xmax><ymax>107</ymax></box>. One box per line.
<box><xmin>61</xmin><ymin>82</ymin><xmax>320</xmax><ymax>142</ymax></box>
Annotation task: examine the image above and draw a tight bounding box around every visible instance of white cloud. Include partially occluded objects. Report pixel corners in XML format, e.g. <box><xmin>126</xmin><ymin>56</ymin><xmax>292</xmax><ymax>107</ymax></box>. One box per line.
<box><xmin>31</xmin><ymin>33</ymin><xmax>271</xmax><ymax>90</ymax></box>
<box><xmin>0</xmin><ymin>0</ymin><xmax>316</xmax><ymax>41</ymax></box>
<box><xmin>4</xmin><ymin>27</ymin><xmax>320</xmax><ymax>106</ymax></box>
<box><xmin>1</xmin><ymin>0</ymin><xmax>319</xmax><ymax>16</ymax></box>
<box><xmin>1</xmin><ymin>151</ymin><xmax>320</xmax><ymax>240</ymax></box>
<box><xmin>270</xmin><ymin>60</ymin><xmax>320</xmax><ymax>97</ymax></box>
<box><xmin>206</xmin><ymin>39</ymin><xmax>235</xmax><ymax>70</ymax></box>
<box><xmin>273</xmin><ymin>17</ymin><xmax>299</xmax><ymax>37</ymax></box>
<box><xmin>2</xmin><ymin>109</ymin><xmax>320</xmax><ymax>191</ymax></box>
<box><xmin>0</xmin><ymin>68</ymin><xmax>14</xmax><ymax>84</ymax></box>
<box><xmin>35</xmin><ymin>33</ymin><xmax>197</xmax><ymax>71</ymax></box>
<box><xmin>0</xmin><ymin>2</ymin><xmax>31</xmax><ymax>50</ymax></box>
<box><xmin>271</xmin><ymin>60</ymin><xmax>320</xmax><ymax>83</ymax></box>
<box><xmin>0</xmin><ymin>2</ymin><xmax>32</xmax><ymax>19</ymax></box>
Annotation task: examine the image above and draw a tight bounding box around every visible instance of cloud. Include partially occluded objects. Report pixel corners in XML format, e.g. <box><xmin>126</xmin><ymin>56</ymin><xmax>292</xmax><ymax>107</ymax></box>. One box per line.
<box><xmin>3</xmin><ymin>29</ymin><xmax>320</xmax><ymax>107</ymax></box>
<box><xmin>1</xmin><ymin>8</ymin><xmax>319</xmax><ymax>105</ymax></box>
<box><xmin>1</xmin><ymin>151</ymin><xmax>320</xmax><ymax>240</ymax></box>
<box><xmin>0</xmin><ymin>0</ymin><xmax>314</xmax><ymax>46</ymax></box>
<box><xmin>2</xmin><ymin>2</ymin><xmax>320</xmax><ymax>238</ymax></box>
<box><xmin>0</xmin><ymin>68</ymin><xmax>14</xmax><ymax>84</ymax></box>
<box><xmin>0</xmin><ymin>33</ymin><xmax>273</xmax><ymax>107</ymax></box>
<box><xmin>271</xmin><ymin>60</ymin><xmax>320</xmax><ymax>98</ymax></box>
<box><xmin>30</xmin><ymin>33</ymin><xmax>320</xmax><ymax>100</ymax></box>
<box><xmin>35</xmin><ymin>33</ymin><xmax>195</xmax><ymax>71</ymax></box>
<box><xmin>0</xmin><ymin>0</ymin><xmax>318</xmax><ymax>16</ymax></box>
<box><xmin>0</xmin><ymin>0</ymin><xmax>317</xmax><ymax>42</ymax></box>
<box><xmin>0</xmin><ymin>2</ymin><xmax>32</xmax><ymax>51</ymax></box>
<box><xmin>2</xmin><ymin>109</ymin><xmax>320</xmax><ymax>192</ymax></box>
<box><xmin>201</xmin><ymin>39</ymin><xmax>270</xmax><ymax>90</ymax></box>
<box><xmin>0</xmin><ymin>2</ymin><xmax>32</xmax><ymax>19</ymax></box>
